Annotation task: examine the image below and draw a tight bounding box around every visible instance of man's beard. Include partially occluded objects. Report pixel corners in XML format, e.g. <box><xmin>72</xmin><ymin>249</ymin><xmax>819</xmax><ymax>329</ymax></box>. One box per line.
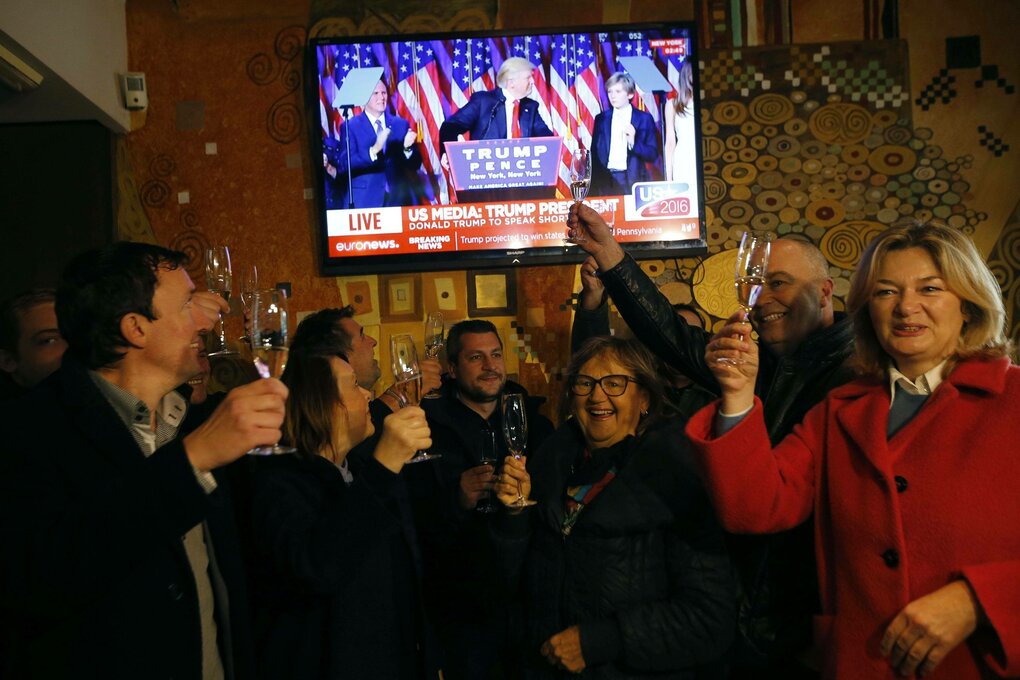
<box><xmin>459</xmin><ymin>374</ymin><xmax>505</xmax><ymax>404</ymax></box>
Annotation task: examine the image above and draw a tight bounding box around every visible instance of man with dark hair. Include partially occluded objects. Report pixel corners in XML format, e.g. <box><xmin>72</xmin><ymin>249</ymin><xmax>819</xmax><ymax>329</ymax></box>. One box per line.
<box><xmin>0</xmin><ymin>288</ymin><xmax>67</xmax><ymax>399</ymax></box>
<box><xmin>568</xmin><ymin>204</ymin><xmax>855</xmax><ymax>678</ymax></box>
<box><xmin>0</xmin><ymin>242</ymin><xmax>287</xmax><ymax>679</ymax></box>
<box><xmin>289</xmin><ymin>305</ymin><xmax>441</xmax><ymax>420</ymax></box>
<box><xmin>409</xmin><ymin>319</ymin><xmax>554</xmax><ymax>679</ymax></box>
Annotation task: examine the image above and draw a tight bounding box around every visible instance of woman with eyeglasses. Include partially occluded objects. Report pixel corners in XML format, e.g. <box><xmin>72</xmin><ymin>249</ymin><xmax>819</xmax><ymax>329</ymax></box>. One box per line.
<box><xmin>494</xmin><ymin>336</ymin><xmax>736</xmax><ymax>678</ymax></box>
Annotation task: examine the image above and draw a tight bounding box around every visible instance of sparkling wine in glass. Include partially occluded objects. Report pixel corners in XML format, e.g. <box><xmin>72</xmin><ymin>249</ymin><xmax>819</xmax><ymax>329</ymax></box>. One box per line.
<box><xmin>205</xmin><ymin>246</ymin><xmax>237</xmax><ymax>356</ymax></box>
<box><xmin>502</xmin><ymin>393</ymin><xmax>536</xmax><ymax>508</ymax></box>
<box><xmin>718</xmin><ymin>230</ymin><xmax>771</xmax><ymax>366</ymax></box>
<box><xmin>422</xmin><ymin>312</ymin><xmax>444</xmax><ymax>400</ymax></box>
<box><xmin>390</xmin><ymin>334</ymin><xmax>440</xmax><ymax>463</ymax></box>
<box><xmin>476</xmin><ymin>430</ymin><xmax>499</xmax><ymax>514</ymax></box>
<box><xmin>566</xmin><ymin>148</ymin><xmax>592</xmax><ymax>245</ymax></box>
<box><xmin>247</xmin><ymin>288</ymin><xmax>296</xmax><ymax>455</ymax></box>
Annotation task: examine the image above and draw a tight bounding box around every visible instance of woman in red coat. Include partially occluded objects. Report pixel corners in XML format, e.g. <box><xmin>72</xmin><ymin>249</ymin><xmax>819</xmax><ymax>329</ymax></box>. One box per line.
<box><xmin>686</xmin><ymin>222</ymin><xmax>1018</xmax><ymax>679</ymax></box>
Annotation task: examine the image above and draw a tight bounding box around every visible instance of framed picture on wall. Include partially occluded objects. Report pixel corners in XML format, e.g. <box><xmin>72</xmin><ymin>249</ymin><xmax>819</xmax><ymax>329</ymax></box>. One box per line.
<box><xmin>422</xmin><ymin>271</ymin><xmax>468</xmax><ymax>320</ymax></box>
<box><xmin>380</xmin><ymin>273</ymin><xmax>422</xmax><ymax>322</ymax></box>
<box><xmin>467</xmin><ymin>268</ymin><xmax>517</xmax><ymax>317</ymax></box>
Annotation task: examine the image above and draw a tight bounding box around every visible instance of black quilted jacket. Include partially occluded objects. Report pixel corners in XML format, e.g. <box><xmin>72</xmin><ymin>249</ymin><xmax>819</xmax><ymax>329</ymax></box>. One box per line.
<box><xmin>593</xmin><ymin>253</ymin><xmax>856</xmax><ymax>668</ymax></box>
<box><xmin>494</xmin><ymin>419</ymin><xmax>737</xmax><ymax>679</ymax></box>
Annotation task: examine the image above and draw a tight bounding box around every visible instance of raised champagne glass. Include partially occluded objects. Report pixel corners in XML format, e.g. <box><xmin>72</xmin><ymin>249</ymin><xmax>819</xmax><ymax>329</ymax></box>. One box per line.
<box><xmin>422</xmin><ymin>311</ymin><xmax>444</xmax><ymax>400</ymax></box>
<box><xmin>247</xmin><ymin>288</ymin><xmax>296</xmax><ymax>455</ymax></box>
<box><xmin>502</xmin><ymin>393</ymin><xmax>536</xmax><ymax>508</ymax></box>
<box><xmin>718</xmin><ymin>230</ymin><xmax>771</xmax><ymax>366</ymax></box>
<box><xmin>565</xmin><ymin>148</ymin><xmax>592</xmax><ymax>245</ymax></box>
<box><xmin>205</xmin><ymin>246</ymin><xmax>238</xmax><ymax>356</ymax></box>
<box><xmin>390</xmin><ymin>334</ymin><xmax>440</xmax><ymax>463</ymax></box>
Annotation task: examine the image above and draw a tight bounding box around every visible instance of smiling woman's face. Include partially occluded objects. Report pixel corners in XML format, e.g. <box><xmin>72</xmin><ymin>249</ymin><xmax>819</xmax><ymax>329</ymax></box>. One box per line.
<box><xmin>571</xmin><ymin>352</ymin><xmax>649</xmax><ymax>450</ymax></box>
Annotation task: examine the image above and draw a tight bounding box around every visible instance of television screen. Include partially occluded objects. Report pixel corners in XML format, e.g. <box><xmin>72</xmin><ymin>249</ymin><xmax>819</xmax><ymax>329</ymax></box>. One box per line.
<box><xmin>309</xmin><ymin>22</ymin><xmax>706</xmax><ymax>275</ymax></box>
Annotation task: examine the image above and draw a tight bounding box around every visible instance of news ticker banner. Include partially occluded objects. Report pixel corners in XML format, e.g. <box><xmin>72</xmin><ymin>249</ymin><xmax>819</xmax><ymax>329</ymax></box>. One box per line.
<box><xmin>446</xmin><ymin>137</ymin><xmax>563</xmax><ymax>191</ymax></box>
<box><xmin>325</xmin><ymin>181</ymin><xmax>700</xmax><ymax>257</ymax></box>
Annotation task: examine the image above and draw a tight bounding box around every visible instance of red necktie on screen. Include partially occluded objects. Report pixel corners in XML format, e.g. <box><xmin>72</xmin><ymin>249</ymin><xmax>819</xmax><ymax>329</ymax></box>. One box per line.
<box><xmin>511</xmin><ymin>99</ymin><xmax>522</xmax><ymax>138</ymax></box>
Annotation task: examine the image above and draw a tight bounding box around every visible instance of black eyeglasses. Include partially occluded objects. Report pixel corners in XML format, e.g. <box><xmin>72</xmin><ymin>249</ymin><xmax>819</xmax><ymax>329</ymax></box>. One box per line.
<box><xmin>569</xmin><ymin>374</ymin><xmax>639</xmax><ymax>397</ymax></box>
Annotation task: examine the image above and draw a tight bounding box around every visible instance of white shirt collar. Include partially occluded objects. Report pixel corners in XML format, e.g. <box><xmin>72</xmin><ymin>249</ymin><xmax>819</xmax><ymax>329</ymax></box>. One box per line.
<box><xmin>888</xmin><ymin>359</ymin><xmax>948</xmax><ymax>403</ymax></box>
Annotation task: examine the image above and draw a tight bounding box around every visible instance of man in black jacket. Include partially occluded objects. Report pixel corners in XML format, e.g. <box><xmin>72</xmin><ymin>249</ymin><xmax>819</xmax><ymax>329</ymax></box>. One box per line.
<box><xmin>408</xmin><ymin>319</ymin><xmax>554</xmax><ymax>679</ymax></box>
<box><xmin>568</xmin><ymin>203</ymin><xmax>855</xmax><ymax>678</ymax></box>
<box><xmin>0</xmin><ymin>242</ymin><xmax>287</xmax><ymax>679</ymax></box>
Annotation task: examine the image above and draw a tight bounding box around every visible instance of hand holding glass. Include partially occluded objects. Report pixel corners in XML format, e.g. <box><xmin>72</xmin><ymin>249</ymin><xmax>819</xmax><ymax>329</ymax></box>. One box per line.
<box><xmin>390</xmin><ymin>334</ymin><xmax>440</xmax><ymax>463</ymax></box>
<box><xmin>248</xmin><ymin>289</ymin><xmax>295</xmax><ymax>455</ymax></box>
<box><xmin>717</xmin><ymin>230</ymin><xmax>771</xmax><ymax>366</ymax></box>
<box><xmin>502</xmin><ymin>393</ymin><xmax>536</xmax><ymax>508</ymax></box>
<box><xmin>422</xmin><ymin>312</ymin><xmax>444</xmax><ymax>400</ymax></box>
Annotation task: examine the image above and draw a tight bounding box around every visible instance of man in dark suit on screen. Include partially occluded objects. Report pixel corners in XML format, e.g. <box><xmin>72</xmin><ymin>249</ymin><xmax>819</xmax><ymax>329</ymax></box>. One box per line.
<box><xmin>439</xmin><ymin>58</ymin><xmax>556</xmax><ymax>202</ymax></box>
<box><xmin>590</xmin><ymin>72</ymin><xmax>659</xmax><ymax>197</ymax></box>
<box><xmin>439</xmin><ymin>57</ymin><xmax>554</xmax><ymax>150</ymax></box>
<box><xmin>324</xmin><ymin>79</ymin><xmax>423</xmax><ymax>209</ymax></box>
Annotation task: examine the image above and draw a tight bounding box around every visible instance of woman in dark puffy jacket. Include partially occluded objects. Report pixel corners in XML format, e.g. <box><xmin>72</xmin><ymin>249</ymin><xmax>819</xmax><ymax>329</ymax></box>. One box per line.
<box><xmin>495</xmin><ymin>337</ymin><xmax>737</xmax><ymax>679</ymax></box>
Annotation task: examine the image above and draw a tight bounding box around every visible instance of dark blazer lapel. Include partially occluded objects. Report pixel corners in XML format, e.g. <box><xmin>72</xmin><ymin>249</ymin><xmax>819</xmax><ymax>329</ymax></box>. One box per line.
<box><xmin>494</xmin><ymin>91</ymin><xmax>508</xmax><ymax>139</ymax></box>
<box><xmin>598</xmin><ymin>109</ymin><xmax>613</xmax><ymax>162</ymax></box>
<box><xmin>56</xmin><ymin>362</ymin><xmax>147</xmax><ymax>471</ymax></box>
<box><xmin>521</xmin><ymin>98</ymin><xmax>544</xmax><ymax>137</ymax></box>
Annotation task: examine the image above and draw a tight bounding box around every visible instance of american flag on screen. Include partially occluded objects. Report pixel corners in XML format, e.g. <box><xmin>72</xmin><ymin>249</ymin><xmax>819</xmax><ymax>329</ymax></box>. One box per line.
<box><xmin>317</xmin><ymin>30</ymin><xmax>690</xmax><ymax>204</ymax></box>
<box><xmin>389</xmin><ymin>40</ymin><xmax>446</xmax><ymax>204</ymax></box>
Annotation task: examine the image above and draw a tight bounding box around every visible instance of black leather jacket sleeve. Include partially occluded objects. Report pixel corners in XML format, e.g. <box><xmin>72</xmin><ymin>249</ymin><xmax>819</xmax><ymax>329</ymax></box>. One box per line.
<box><xmin>570</xmin><ymin>295</ymin><xmax>611</xmax><ymax>355</ymax></box>
<box><xmin>599</xmin><ymin>254</ymin><xmax>720</xmax><ymax>395</ymax></box>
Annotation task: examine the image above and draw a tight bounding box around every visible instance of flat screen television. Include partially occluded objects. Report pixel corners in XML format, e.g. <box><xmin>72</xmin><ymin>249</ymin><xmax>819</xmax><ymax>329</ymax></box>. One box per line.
<box><xmin>308</xmin><ymin>22</ymin><xmax>706</xmax><ymax>276</ymax></box>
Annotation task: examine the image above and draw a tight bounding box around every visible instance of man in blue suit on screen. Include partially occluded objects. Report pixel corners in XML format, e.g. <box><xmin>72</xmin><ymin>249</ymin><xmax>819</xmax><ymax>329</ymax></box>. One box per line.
<box><xmin>590</xmin><ymin>72</ymin><xmax>659</xmax><ymax>197</ymax></box>
<box><xmin>439</xmin><ymin>57</ymin><xmax>554</xmax><ymax>158</ymax></box>
<box><xmin>324</xmin><ymin>79</ymin><xmax>422</xmax><ymax>209</ymax></box>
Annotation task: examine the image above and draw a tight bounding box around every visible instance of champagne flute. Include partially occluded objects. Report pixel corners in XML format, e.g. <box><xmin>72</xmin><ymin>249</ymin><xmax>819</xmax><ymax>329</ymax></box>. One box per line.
<box><xmin>565</xmin><ymin>148</ymin><xmax>592</xmax><ymax>245</ymax></box>
<box><xmin>239</xmin><ymin>263</ymin><xmax>258</xmax><ymax>346</ymax></box>
<box><xmin>205</xmin><ymin>246</ymin><xmax>237</xmax><ymax>356</ymax></box>
<box><xmin>247</xmin><ymin>288</ymin><xmax>296</xmax><ymax>455</ymax></box>
<box><xmin>390</xmin><ymin>334</ymin><xmax>441</xmax><ymax>463</ymax></box>
<box><xmin>502</xmin><ymin>393</ymin><xmax>536</xmax><ymax>508</ymax></box>
<box><xmin>476</xmin><ymin>430</ymin><xmax>499</xmax><ymax>514</ymax></box>
<box><xmin>717</xmin><ymin>230</ymin><xmax>771</xmax><ymax>366</ymax></box>
<box><xmin>422</xmin><ymin>312</ymin><xmax>444</xmax><ymax>400</ymax></box>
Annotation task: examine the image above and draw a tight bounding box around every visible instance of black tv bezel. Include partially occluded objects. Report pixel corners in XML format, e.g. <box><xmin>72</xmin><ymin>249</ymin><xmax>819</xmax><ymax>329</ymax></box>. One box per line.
<box><xmin>307</xmin><ymin>21</ymin><xmax>707</xmax><ymax>276</ymax></box>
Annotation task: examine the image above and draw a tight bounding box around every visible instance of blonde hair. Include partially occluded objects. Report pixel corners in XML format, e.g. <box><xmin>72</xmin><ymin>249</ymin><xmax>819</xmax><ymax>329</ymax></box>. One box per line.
<box><xmin>846</xmin><ymin>221</ymin><xmax>1010</xmax><ymax>377</ymax></box>
<box><xmin>672</xmin><ymin>60</ymin><xmax>694</xmax><ymax>116</ymax></box>
<box><xmin>497</xmin><ymin>58</ymin><xmax>535</xmax><ymax>88</ymax></box>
